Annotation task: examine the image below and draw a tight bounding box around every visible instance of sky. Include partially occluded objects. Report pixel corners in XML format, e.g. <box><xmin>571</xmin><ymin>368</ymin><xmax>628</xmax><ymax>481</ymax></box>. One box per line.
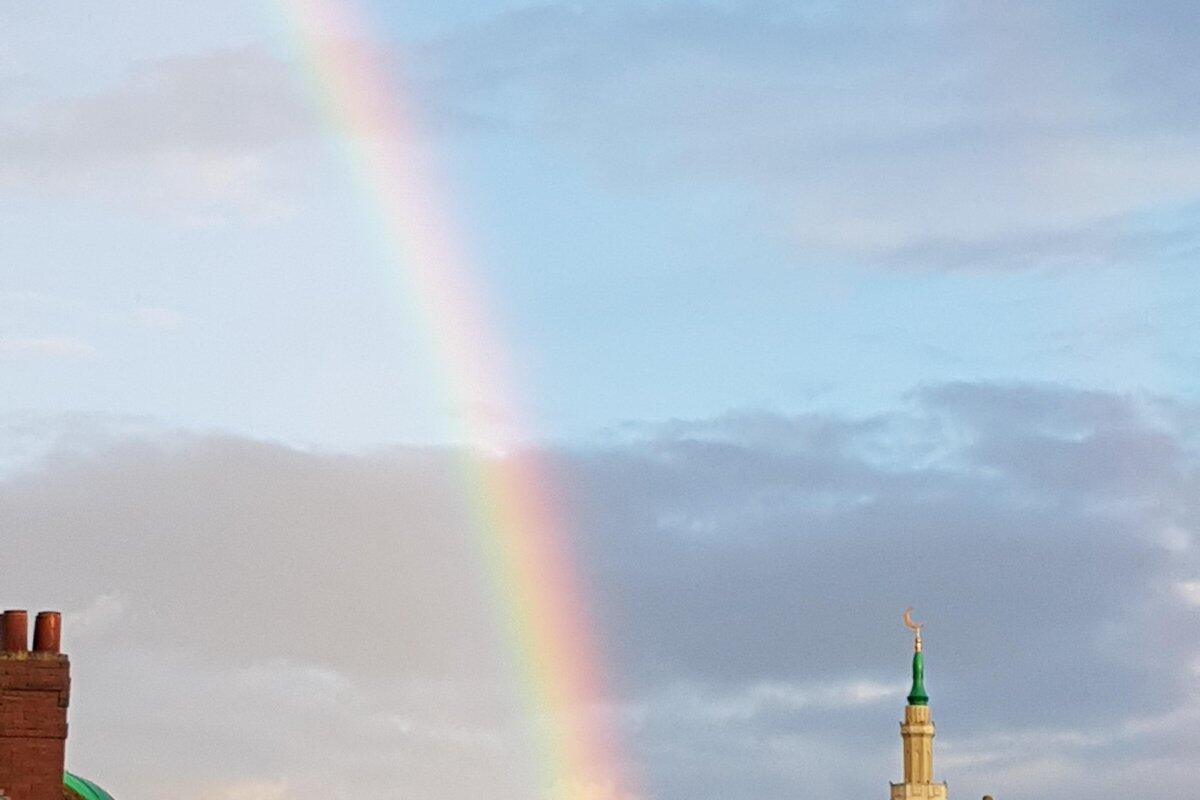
<box><xmin>1</xmin><ymin>1</ymin><xmax>1199</xmax><ymax>799</ymax></box>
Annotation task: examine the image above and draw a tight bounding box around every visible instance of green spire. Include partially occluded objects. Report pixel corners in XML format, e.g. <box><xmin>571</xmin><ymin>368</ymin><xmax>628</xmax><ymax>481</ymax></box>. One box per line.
<box><xmin>907</xmin><ymin>650</ymin><xmax>929</xmax><ymax>706</ymax></box>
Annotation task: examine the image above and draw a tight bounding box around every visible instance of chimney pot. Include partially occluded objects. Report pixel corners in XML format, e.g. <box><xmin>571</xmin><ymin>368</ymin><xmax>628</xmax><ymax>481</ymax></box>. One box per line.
<box><xmin>2</xmin><ymin>610</ymin><xmax>29</xmax><ymax>653</ymax></box>
<box><xmin>0</xmin><ymin>605</ymin><xmax>70</xmax><ymax>799</ymax></box>
<box><xmin>33</xmin><ymin>611</ymin><xmax>61</xmax><ymax>654</ymax></box>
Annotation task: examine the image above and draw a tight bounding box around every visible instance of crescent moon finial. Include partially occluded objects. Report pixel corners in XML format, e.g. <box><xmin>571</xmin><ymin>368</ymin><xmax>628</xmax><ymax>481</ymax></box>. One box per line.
<box><xmin>903</xmin><ymin>607</ymin><xmax>924</xmax><ymax>652</ymax></box>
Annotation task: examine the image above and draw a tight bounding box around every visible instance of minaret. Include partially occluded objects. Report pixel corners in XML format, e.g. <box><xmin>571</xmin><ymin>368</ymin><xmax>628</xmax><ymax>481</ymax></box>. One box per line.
<box><xmin>890</xmin><ymin>609</ymin><xmax>947</xmax><ymax>800</ymax></box>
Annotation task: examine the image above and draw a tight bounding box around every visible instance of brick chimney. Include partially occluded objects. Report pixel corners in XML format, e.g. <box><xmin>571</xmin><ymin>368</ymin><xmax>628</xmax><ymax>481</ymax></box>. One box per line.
<box><xmin>0</xmin><ymin>610</ymin><xmax>70</xmax><ymax>800</ymax></box>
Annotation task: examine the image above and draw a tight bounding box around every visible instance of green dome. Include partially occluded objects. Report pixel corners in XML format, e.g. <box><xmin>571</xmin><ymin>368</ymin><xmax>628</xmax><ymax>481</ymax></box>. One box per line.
<box><xmin>907</xmin><ymin>650</ymin><xmax>929</xmax><ymax>706</ymax></box>
<box><xmin>64</xmin><ymin>773</ymin><xmax>115</xmax><ymax>800</ymax></box>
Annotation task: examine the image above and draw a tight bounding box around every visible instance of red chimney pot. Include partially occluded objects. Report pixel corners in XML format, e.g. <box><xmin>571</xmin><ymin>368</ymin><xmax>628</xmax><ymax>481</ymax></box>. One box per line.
<box><xmin>0</xmin><ymin>605</ymin><xmax>71</xmax><ymax>799</ymax></box>
<box><xmin>33</xmin><ymin>611</ymin><xmax>62</xmax><ymax>654</ymax></box>
<box><xmin>2</xmin><ymin>609</ymin><xmax>29</xmax><ymax>652</ymax></box>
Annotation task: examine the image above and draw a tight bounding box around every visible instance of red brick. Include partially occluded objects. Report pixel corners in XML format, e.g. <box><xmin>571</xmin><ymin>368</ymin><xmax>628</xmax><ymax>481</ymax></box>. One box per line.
<box><xmin>0</xmin><ymin>653</ymin><xmax>69</xmax><ymax>800</ymax></box>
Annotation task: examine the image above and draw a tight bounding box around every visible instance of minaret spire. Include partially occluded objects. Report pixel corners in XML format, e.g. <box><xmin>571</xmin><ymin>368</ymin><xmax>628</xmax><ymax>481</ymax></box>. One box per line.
<box><xmin>891</xmin><ymin>609</ymin><xmax>946</xmax><ymax>800</ymax></box>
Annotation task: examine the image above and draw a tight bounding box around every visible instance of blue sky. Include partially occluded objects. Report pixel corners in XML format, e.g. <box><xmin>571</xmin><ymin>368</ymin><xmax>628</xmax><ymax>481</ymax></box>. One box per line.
<box><xmin>3</xmin><ymin>2</ymin><xmax>1200</xmax><ymax>800</ymax></box>
<box><xmin>4</xmin><ymin>0</ymin><xmax>1199</xmax><ymax>449</ymax></box>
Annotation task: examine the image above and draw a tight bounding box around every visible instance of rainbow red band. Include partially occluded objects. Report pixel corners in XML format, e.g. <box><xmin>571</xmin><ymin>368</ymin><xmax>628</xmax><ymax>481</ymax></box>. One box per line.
<box><xmin>271</xmin><ymin>2</ymin><xmax>636</xmax><ymax>796</ymax></box>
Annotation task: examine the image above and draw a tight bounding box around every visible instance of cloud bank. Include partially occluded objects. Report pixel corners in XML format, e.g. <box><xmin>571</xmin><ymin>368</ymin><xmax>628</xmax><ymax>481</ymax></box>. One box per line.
<box><xmin>2</xmin><ymin>381</ymin><xmax>1198</xmax><ymax>800</ymax></box>
<box><xmin>0</xmin><ymin>47</ymin><xmax>316</xmax><ymax>224</ymax></box>
<box><xmin>6</xmin><ymin>1</ymin><xmax>1200</xmax><ymax>262</ymax></box>
<box><xmin>415</xmin><ymin>0</ymin><xmax>1200</xmax><ymax>266</ymax></box>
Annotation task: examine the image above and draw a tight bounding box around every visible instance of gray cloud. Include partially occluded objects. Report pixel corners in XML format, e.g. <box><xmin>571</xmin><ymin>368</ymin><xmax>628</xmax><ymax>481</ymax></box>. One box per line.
<box><xmin>413</xmin><ymin>0</ymin><xmax>1200</xmax><ymax>267</ymax></box>
<box><xmin>11</xmin><ymin>2</ymin><xmax>1200</xmax><ymax>260</ymax></box>
<box><xmin>2</xmin><ymin>382</ymin><xmax>1199</xmax><ymax>799</ymax></box>
<box><xmin>0</xmin><ymin>47</ymin><xmax>318</xmax><ymax>224</ymax></box>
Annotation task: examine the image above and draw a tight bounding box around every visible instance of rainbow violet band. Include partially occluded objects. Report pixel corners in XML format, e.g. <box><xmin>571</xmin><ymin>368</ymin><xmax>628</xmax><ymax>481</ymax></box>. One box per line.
<box><xmin>269</xmin><ymin>2</ymin><xmax>636</xmax><ymax>796</ymax></box>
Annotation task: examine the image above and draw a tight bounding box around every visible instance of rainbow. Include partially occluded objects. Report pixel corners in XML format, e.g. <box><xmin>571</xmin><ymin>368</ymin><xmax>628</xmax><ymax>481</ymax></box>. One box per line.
<box><xmin>270</xmin><ymin>2</ymin><xmax>635</xmax><ymax>797</ymax></box>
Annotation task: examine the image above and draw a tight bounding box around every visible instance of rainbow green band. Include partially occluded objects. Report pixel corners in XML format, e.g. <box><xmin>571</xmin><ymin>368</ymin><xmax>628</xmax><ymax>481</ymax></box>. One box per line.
<box><xmin>266</xmin><ymin>2</ymin><xmax>634</xmax><ymax>795</ymax></box>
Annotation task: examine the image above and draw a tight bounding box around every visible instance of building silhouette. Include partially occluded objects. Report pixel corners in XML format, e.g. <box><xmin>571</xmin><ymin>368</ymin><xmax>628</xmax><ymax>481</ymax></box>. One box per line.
<box><xmin>2</xmin><ymin>605</ymin><xmax>993</xmax><ymax>800</ymax></box>
<box><xmin>0</xmin><ymin>610</ymin><xmax>113</xmax><ymax>800</ymax></box>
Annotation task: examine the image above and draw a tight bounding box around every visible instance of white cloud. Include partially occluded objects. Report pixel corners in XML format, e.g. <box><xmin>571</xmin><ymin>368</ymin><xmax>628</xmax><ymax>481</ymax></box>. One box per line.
<box><xmin>1158</xmin><ymin>524</ymin><xmax>1192</xmax><ymax>552</ymax></box>
<box><xmin>197</xmin><ymin>780</ymin><xmax>289</xmax><ymax>800</ymax></box>
<box><xmin>234</xmin><ymin>660</ymin><xmax>360</xmax><ymax>711</ymax></box>
<box><xmin>0</xmin><ymin>291</ymin><xmax>186</xmax><ymax>338</ymax></box>
<box><xmin>1174</xmin><ymin>580</ymin><xmax>1200</xmax><ymax>606</ymax></box>
<box><xmin>0</xmin><ymin>336</ymin><xmax>96</xmax><ymax>359</ymax></box>
<box><xmin>0</xmin><ymin>410</ymin><xmax>166</xmax><ymax>478</ymax></box>
<box><xmin>64</xmin><ymin>593</ymin><xmax>127</xmax><ymax>639</ymax></box>
<box><xmin>0</xmin><ymin>290</ymin><xmax>86</xmax><ymax>314</ymax></box>
<box><xmin>647</xmin><ymin>679</ymin><xmax>905</xmax><ymax>722</ymax></box>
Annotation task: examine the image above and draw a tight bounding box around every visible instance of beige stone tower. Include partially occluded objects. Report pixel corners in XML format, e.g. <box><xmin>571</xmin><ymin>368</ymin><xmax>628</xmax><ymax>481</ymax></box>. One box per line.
<box><xmin>890</xmin><ymin>610</ymin><xmax>947</xmax><ymax>800</ymax></box>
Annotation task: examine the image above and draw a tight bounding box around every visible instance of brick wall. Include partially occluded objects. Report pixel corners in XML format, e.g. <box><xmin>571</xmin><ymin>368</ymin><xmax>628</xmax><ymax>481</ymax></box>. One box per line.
<box><xmin>0</xmin><ymin>611</ymin><xmax>69</xmax><ymax>800</ymax></box>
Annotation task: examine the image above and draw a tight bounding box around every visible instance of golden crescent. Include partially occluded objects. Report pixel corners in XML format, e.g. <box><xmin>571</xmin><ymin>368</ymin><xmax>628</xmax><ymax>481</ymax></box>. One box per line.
<box><xmin>903</xmin><ymin>607</ymin><xmax>923</xmax><ymax>632</ymax></box>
